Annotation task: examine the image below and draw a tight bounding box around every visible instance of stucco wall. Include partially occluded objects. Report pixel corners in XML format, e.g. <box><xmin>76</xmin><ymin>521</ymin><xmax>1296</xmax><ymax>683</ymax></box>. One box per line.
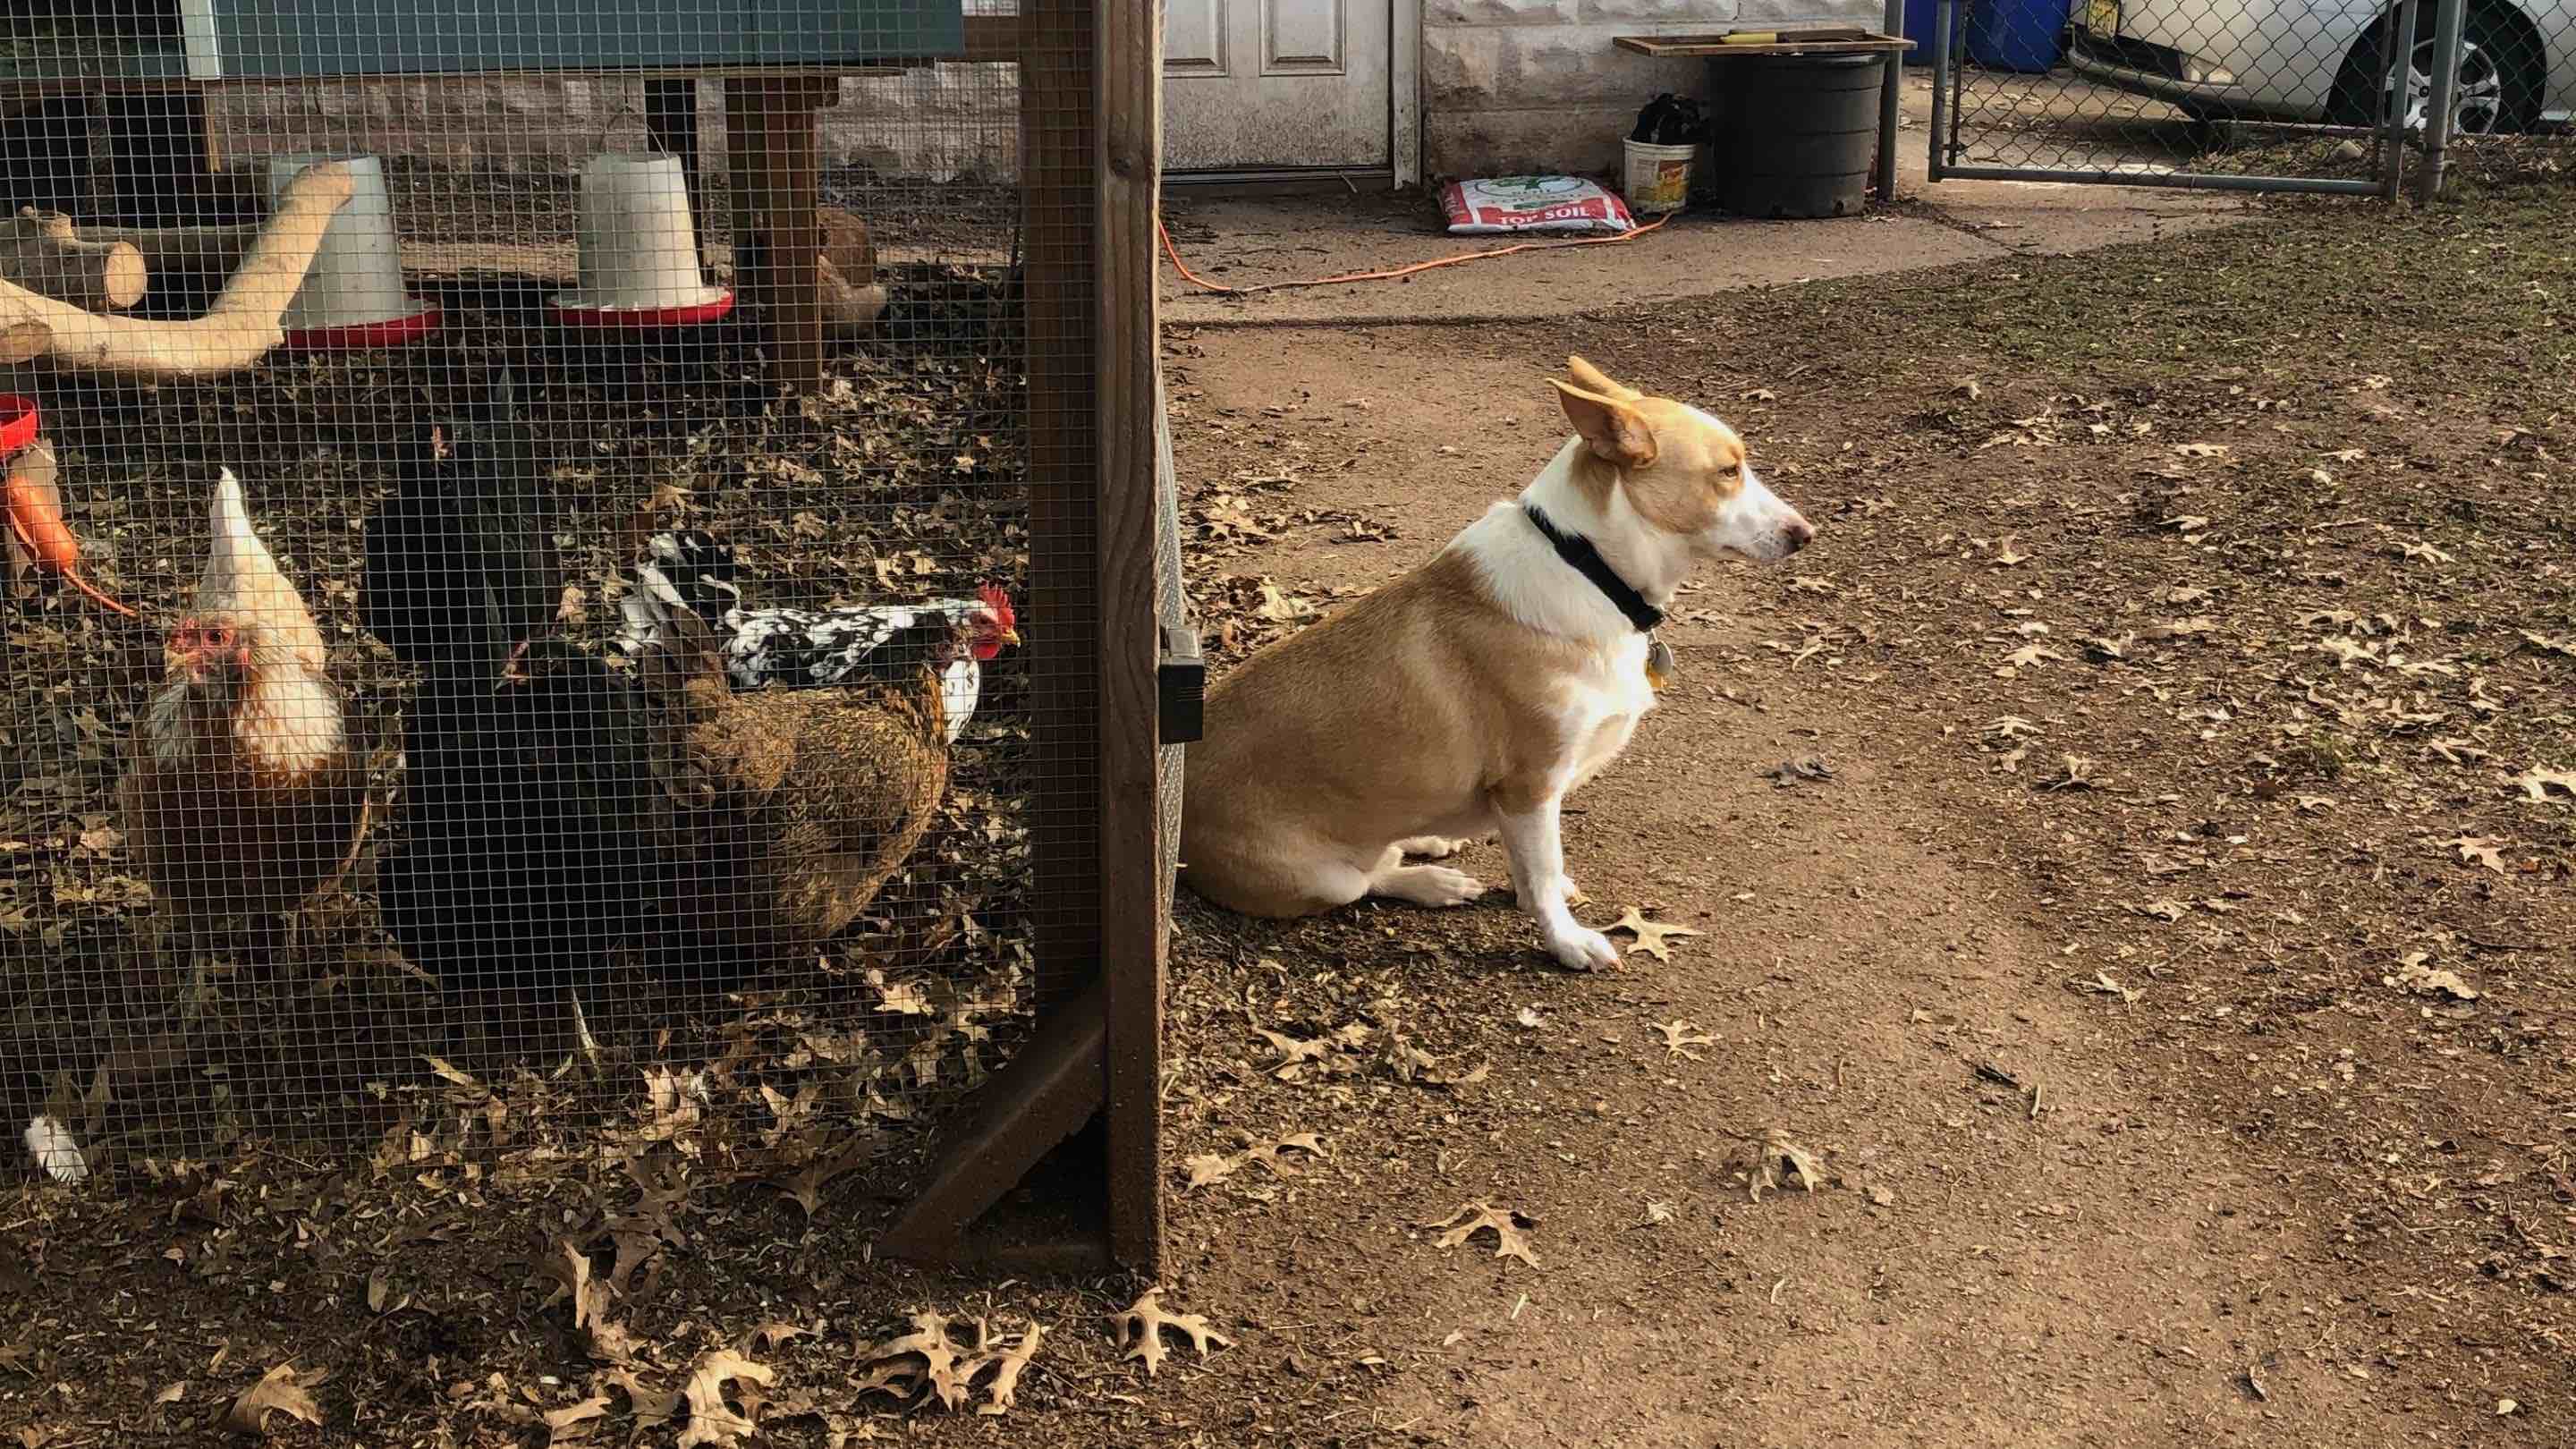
<box><xmin>1424</xmin><ymin>0</ymin><xmax>1885</xmax><ymax>179</ymax></box>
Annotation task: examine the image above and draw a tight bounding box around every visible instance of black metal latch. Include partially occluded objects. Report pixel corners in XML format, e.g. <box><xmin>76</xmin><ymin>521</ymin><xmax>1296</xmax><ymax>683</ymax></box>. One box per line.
<box><xmin>1157</xmin><ymin>624</ymin><xmax>1204</xmax><ymax>745</ymax></box>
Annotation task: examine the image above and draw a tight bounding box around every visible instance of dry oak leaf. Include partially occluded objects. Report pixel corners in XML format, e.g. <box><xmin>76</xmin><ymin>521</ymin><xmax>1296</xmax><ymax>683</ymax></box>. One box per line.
<box><xmin>542</xmin><ymin>1394</ymin><xmax>613</xmax><ymax>1447</ymax></box>
<box><xmin>1654</xmin><ymin>1020</ymin><xmax>1716</xmax><ymax>1060</ymax></box>
<box><xmin>1182</xmin><ymin>1133</ymin><xmax>1326</xmax><ymax>1191</ymax></box>
<box><xmin>2441</xmin><ymin>835</ymin><xmax>2509</xmax><ymax>873</ymax></box>
<box><xmin>225</xmin><ymin>1364</ymin><xmax>324</xmax><ymax>1436</ymax></box>
<box><xmin>675</xmin><ymin>1350</ymin><xmax>774</xmax><ymax>1449</ymax></box>
<box><xmin>741</xmin><ymin>1320</ymin><xmax>812</xmax><ymax>1354</ymax></box>
<box><xmin>1607</xmin><ymin>908</ymin><xmax>1701</xmax><ymax>962</ymax></box>
<box><xmin>1181</xmin><ymin>1151</ymin><xmax>1241</xmax><ymax>1191</ymax></box>
<box><xmin>2389</xmin><ymin>953</ymin><xmax>2479</xmax><ymax>1002</ymax></box>
<box><xmin>1110</xmin><ymin>1290</ymin><xmax>1233</xmax><ymax>1377</ymax></box>
<box><xmin>1253</xmin><ymin>1027</ymin><xmax>1333</xmax><ymax>1077</ymax></box>
<box><xmin>860</xmin><ymin>1309</ymin><xmax>972</xmax><ymax>1410</ymax></box>
<box><xmin>544</xmin><ymin>1240</ymin><xmax>640</xmax><ymax>1363</ymax></box>
<box><xmin>974</xmin><ymin>1322</ymin><xmax>1046</xmax><ymax>1416</ymax></box>
<box><xmin>2004</xmin><ymin>643</ymin><xmax>2064</xmax><ymax>671</ymax></box>
<box><xmin>1993</xmin><ymin>534</ymin><xmax>2028</xmax><ymax>567</ymax></box>
<box><xmin>1741</xmin><ymin>1127</ymin><xmax>1826</xmax><ymax>1202</ymax></box>
<box><xmin>2174</xmin><ymin>442</ymin><xmax>2228</xmax><ymax>458</ymax></box>
<box><xmin>2512</xmin><ymin>766</ymin><xmax>2576</xmax><ymax>803</ymax></box>
<box><xmin>606</xmin><ymin>1367</ymin><xmax>682</xmax><ymax>1436</ymax></box>
<box><xmin>2038</xmin><ymin>755</ymin><xmax>2101</xmax><ymax>791</ymax></box>
<box><xmin>1425</xmin><ymin>1203</ymin><xmax>1540</xmax><ymax>1268</ymax></box>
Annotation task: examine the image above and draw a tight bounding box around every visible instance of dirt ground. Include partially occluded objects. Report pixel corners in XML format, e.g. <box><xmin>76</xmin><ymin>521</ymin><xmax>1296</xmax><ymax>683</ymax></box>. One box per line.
<box><xmin>8</xmin><ymin>174</ymin><xmax>2574</xmax><ymax>1446</ymax></box>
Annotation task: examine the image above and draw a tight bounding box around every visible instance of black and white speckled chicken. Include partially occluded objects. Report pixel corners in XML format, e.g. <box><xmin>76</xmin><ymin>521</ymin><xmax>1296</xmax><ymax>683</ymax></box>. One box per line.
<box><xmin>612</xmin><ymin>529</ymin><xmax>1017</xmax><ymax>742</ymax></box>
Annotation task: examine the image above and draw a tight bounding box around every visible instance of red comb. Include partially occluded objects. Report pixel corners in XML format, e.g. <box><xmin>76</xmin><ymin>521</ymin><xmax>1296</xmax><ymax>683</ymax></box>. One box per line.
<box><xmin>978</xmin><ymin>583</ymin><xmax>1014</xmax><ymax>622</ymax></box>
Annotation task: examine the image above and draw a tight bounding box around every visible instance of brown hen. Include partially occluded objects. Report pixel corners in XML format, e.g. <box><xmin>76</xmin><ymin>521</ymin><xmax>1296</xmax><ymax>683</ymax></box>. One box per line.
<box><xmin>118</xmin><ymin>469</ymin><xmax>370</xmax><ymax>980</ymax></box>
<box><xmin>635</xmin><ymin>606</ymin><xmax>962</xmax><ymax>982</ymax></box>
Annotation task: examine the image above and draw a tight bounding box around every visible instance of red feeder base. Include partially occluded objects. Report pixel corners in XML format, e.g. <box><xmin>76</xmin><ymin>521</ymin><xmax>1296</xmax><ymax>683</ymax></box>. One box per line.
<box><xmin>546</xmin><ymin>288</ymin><xmax>736</xmax><ymax>330</ymax></box>
<box><xmin>279</xmin><ymin>303</ymin><xmax>445</xmax><ymax>352</ymax></box>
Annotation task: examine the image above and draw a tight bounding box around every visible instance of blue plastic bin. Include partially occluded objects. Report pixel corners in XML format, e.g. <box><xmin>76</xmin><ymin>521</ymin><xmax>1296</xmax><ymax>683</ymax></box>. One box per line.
<box><xmin>1968</xmin><ymin>0</ymin><xmax>2071</xmax><ymax>73</ymax></box>
<box><xmin>1902</xmin><ymin>0</ymin><xmax>1939</xmax><ymax>64</ymax></box>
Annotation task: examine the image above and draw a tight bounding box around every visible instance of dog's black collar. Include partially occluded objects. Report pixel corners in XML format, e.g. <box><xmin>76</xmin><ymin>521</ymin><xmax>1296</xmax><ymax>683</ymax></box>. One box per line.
<box><xmin>1521</xmin><ymin>503</ymin><xmax>1664</xmax><ymax>632</ymax></box>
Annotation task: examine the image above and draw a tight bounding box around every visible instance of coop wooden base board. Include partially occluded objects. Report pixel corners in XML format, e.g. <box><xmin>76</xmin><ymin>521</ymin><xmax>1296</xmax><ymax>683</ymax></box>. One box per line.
<box><xmin>877</xmin><ymin>973</ymin><xmax>1111</xmax><ymax>1268</ymax></box>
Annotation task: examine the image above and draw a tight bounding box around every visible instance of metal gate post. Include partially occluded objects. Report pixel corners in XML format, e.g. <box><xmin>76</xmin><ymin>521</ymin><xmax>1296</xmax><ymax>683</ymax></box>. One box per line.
<box><xmin>2414</xmin><ymin>0</ymin><xmax>2467</xmax><ymax>203</ymax></box>
<box><xmin>1928</xmin><ymin>0</ymin><xmax>1955</xmax><ymax>180</ymax></box>
<box><xmin>1875</xmin><ymin>0</ymin><xmax>1905</xmax><ymax>199</ymax></box>
<box><xmin>2381</xmin><ymin>0</ymin><xmax>2418</xmax><ymax>199</ymax></box>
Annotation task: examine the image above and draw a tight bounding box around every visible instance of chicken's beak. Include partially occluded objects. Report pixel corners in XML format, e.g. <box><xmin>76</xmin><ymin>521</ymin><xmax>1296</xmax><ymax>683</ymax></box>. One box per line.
<box><xmin>1000</xmin><ymin>626</ymin><xmax>1021</xmax><ymax>648</ymax></box>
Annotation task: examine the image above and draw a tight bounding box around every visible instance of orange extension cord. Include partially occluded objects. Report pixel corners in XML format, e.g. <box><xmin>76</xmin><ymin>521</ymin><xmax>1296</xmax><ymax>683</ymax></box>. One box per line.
<box><xmin>1157</xmin><ymin>210</ymin><xmax>1677</xmax><ymax>297</ymax></box>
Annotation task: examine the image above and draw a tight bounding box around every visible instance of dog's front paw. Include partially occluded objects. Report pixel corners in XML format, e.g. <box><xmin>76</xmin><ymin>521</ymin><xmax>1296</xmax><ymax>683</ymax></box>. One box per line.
<box><xmin>1546</xmin><ymin>926</ymin><xmax>1621</xmax><ymax>972</ymax></box>
<box><xmin>1375</xmin><ymin>862</ymin><xmax>1489</xmax><ymax>908</ymax></box>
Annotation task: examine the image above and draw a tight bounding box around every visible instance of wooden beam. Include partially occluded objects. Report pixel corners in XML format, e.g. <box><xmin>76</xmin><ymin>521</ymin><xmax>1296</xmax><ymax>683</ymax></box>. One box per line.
<box><xmin>724</xmin><ymin>76</ymin><xmax>835</xmax><ymax>392</ymax></box>
<box><xmin>962</xmin><ymin>14</ymin><xmax>1021</xmax><ymax>63</ymax></box>
<box><xmin>877</xmin><ymin>976</ymin><xmax>1111</xmax><ymax>1267</ymax></box>
<box><xmin>1095</xmin><ymin>0</ymin><xmax>1167</xmax><ymax>1278</ymax></box>
<box><xmin>1020</xmin><ymin>0</ymin><xmax>1099</xmax><ymax>1030</ymax></box>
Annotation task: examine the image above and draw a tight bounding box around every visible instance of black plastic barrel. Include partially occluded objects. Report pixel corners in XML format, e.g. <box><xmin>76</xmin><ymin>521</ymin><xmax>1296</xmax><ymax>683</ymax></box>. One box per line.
<box><xmin>1713</xmin><ymin>53</ymin><xmax>1882</xmax><ymax>219</ymax></box>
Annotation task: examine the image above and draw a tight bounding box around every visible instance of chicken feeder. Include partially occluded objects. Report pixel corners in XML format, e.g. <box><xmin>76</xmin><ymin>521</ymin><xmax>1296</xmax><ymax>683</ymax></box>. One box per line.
<box><xmin>547</xmin><ymin>153</ymin><xmax>735</xmax><ymax>330</ymax></box>
<box><xmin>267</xmin><ymin>152</ymin><xmax>443</xmax><ymax>350</ymax></box>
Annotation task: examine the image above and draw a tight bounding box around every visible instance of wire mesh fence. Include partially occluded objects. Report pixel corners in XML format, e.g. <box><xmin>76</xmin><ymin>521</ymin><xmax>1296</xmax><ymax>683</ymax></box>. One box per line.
<box><xmin>2</xmin><ymin>0</ymin><xmax>1155</xmax><ymax>1251</ymax></box>
<box><xmin>1925</xmin><ymin>0</ymin><xmax>2575</xmax><ymax>195</ymax></box>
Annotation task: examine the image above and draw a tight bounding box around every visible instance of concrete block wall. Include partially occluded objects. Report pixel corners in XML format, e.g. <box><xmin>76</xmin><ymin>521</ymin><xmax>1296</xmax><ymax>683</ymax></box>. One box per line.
<box><xmin>208</xmin><ymin>65</ymin><xmax>1018</xmax><ymax>185</ymax></box>
<box><xmin>1424</xmin><ymin>0</ymin><xmax>1882</xmax><ymax>179</ymax></box>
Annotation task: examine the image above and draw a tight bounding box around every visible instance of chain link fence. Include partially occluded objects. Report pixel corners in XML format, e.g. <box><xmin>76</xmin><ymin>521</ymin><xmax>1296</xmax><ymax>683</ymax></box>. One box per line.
<box><xmin>1925</xmin><ymin>0</ymin><xmax>2574</xmax><ymax>198</ymax></box>
<box><xmin>3</xmin><ymin>0</ymin><xmax>1164</xmax><ymax>1261</ymax></box>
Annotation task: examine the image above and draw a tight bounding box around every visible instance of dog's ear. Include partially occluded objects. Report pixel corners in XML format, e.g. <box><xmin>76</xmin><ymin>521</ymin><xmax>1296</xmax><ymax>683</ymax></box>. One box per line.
<box><xmin>1552</xmin><ymin>381</ymin><xmax>1658</xmax><ymax>470</ymax></box>
<box><xmin>1566</xmin><ymin>356</ymin><xmax>1643</xmax><ymax>402</ymax></box>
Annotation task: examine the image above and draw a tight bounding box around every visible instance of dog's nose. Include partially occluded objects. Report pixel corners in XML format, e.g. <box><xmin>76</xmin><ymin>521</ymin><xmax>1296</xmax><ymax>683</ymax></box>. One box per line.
<box><xmin>1783</xmin><ymin>516</ymin><xmax>1817</xmax><ymax>553</ymax></box>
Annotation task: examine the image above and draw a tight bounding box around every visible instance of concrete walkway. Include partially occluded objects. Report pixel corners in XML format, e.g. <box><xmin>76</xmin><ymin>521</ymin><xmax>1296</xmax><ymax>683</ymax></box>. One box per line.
<box><xmin>1161</xmin><ymin>72</ymin><xmax>2253</xmax><ymax>328</ymax></box>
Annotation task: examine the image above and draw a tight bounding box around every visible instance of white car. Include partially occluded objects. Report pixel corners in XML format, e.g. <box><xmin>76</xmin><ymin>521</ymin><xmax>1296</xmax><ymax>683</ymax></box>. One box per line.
<box><xmin>2067</xmin><ymin>0</ymin><xmax>2576</xmax><ymax>133</ymax></box>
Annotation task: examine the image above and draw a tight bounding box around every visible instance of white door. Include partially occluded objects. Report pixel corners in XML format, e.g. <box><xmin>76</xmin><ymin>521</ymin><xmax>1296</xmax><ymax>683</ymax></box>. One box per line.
<box><xmin>1164</xmin><ymin>0</ymin><xmax>1392</xmax><ymax>172</ymax></box>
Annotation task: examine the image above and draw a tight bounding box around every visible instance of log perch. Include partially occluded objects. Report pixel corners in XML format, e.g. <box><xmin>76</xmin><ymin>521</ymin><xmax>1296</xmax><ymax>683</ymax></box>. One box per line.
<box><xmin>0</xmin><ymin>318</ymin><xmax>47</xmax><ymax>366</ymax></box>
<box><xmin>0</xmin><ymin>161</ymin><xmax>355</xmax><ymax>378</ymax></box>
<box><xmin>4</xmin><ymin>210</ymin><xmax>148</xmax><ymax>311</ymax></box>
<box><xmin>72</xmin><ymin>216</ymin><xmax>265</xmax><ymax>287</ymax></box>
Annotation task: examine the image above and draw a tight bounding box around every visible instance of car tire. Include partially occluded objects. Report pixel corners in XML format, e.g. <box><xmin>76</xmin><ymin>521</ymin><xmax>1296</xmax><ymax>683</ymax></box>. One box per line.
<box><xmin>2330</xmin><ymin>5</ymin><xmax>2543</xmax><ymax>135</ymax></box>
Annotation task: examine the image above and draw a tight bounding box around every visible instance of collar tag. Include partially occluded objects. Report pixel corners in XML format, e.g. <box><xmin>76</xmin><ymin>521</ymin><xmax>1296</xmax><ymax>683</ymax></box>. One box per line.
<box><xmin>1645</xmin><ymin>636</ymin><xmax>1676</xmax><ymax>691</ymax></box>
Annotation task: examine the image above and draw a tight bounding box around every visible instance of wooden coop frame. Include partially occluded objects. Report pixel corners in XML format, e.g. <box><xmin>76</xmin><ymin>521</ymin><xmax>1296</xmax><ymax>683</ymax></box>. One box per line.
<box><xmin>878</xmin><ymin>0</ymin><xmax>1177</xmax><ymax>1274</ymax></box>
<box><xmin>0</xmin><ymin>0</ymin><xmax>1176</xmax><ymax>1273</ymax></box>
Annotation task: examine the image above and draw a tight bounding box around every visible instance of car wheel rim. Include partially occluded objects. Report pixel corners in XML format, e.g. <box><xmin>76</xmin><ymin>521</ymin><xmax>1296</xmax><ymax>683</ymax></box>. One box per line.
<box><xmin>2392</xmin><ymin>39</ymin><xmax>2506</xmax><ymax>135</ymax></box>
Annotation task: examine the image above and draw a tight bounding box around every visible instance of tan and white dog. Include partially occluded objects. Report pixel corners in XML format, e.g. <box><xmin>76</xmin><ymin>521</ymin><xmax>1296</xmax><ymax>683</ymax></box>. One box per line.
<box><xmin>1179</xmin><ymin>357</ymin><xmax>1815</xmax><ymax>970</ymax></box>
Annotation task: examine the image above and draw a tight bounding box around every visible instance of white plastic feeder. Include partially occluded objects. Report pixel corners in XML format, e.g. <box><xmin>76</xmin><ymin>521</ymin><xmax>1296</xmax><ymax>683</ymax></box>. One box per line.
<box><xmin>267</xmin><ymin>152</ymin><xmax>441</xmax><ymax>350</ymax></box>
<box><xmin>549</xmin><ymin>153</ymin><xmax>733</xmax><ymax>329</ymax></box>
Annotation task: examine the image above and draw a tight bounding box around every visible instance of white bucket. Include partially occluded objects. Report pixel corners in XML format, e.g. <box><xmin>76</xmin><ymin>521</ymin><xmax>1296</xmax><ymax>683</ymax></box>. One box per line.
<box><xmin>554</xmin><ymin>153</ymin><xmax>728</xmax><ymax>318</ymax></box>
<box><xmin>1622</xmin><ymin>138</ymin><xmax>1698</xmax><ymax>216</ymax></box>
<box><xmin>267</xmin><ymin>152</ymin><xmax>438</xmax><ymax>346</ymax></box>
